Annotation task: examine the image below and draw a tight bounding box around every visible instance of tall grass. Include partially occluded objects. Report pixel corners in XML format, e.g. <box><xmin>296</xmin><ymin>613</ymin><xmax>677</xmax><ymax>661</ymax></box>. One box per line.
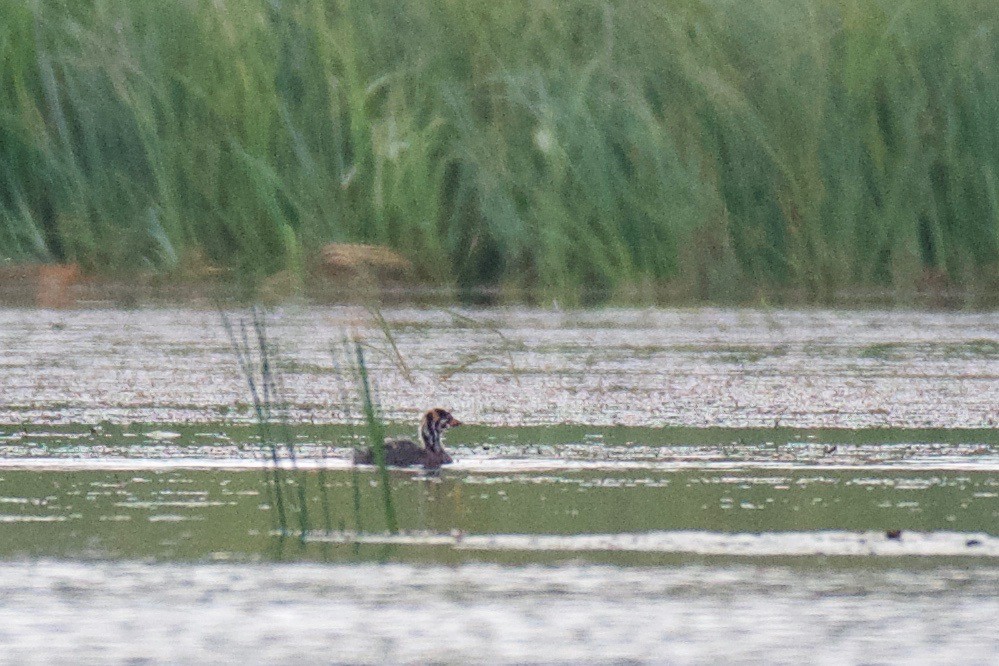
<box><xmin>352</xmin><ymin>341</ymin><xmax>398</xmax><ymax>534</ymax></box>
<box><xmin>221</xmin><ymin>306</ymin><xmax>319</xmax><ymax>538</ymax></box>
<box><xmin>222</xmin><ymin>308</ymin><xmax>401</xmax><ymax>538</ymax></box>
<box><xmin>327</xmin><ymin>332</ymin><xmax>401</xmax><ymax>536</ymax></box>
<box><xmin>3</xmin><ymin>0</ymin><xmax>999</xmax><ymax>301</ymax></box>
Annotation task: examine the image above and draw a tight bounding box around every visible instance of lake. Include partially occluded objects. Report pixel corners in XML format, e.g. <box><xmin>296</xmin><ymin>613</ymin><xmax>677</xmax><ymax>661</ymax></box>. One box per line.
<box><xmin>0</xmin><ymin>306</ymin><xmax>997</xmax><ymax>663</ymax></box>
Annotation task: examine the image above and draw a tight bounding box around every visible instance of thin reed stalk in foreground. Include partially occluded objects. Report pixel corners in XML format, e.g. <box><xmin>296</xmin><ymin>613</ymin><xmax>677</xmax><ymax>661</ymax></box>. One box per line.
<box><xmin>220</xmin><ymin>309</ymin><xmax>289</xmax><ymax>534</ymax></box>
<box><xmin>353</xmin><ymin>341</ymin><xmax>398</xmax><ymax>534</ymax></box>
<box><xmin>249</xmin><ymin>308</ymin><xmax>310</xmax><ymax>539</ymax></box>
<box><xmin>330</xmin><ymin>340</ymin><xmax>364</xmax><ymax>536</ymax></box>
<box><xmin>220</xmin><ymin>306</ymin><xmax>402</xmax><ymax>539</ymax></box>
<box><xmin>220</xmin><ymin>306</ymin><xmax>314</xmax><ymax>538</ymax></box>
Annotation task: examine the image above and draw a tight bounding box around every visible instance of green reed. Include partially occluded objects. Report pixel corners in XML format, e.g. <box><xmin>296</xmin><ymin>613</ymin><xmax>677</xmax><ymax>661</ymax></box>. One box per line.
<box><xmin>220</xmin><ymin>309</ymin><xmax>288</xmax><ymax>534</ymax></box>
<box><xmin>3</xmin><ymin>0</ymin><xmax>999</xmax><ymax>302</ymax></box>
<box><xmin>328</xmin><ymin>341</ymin><xmax>364</xmax><ymax>536</ymax></box>
<box><xmin>352</xmin><ymin>341</ymin><xmax>399</xmax><ymax>534</ymax></box>
<box><xmin>221</xmin><ymin>307</ymin><xmax>315</xmax><ymax>538</ymax></box>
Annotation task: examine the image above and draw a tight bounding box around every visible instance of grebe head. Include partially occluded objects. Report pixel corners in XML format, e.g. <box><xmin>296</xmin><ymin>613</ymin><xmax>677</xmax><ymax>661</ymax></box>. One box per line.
<box><xmin>419</xmin><ymin>408</ymin><xmax>461</xmax><ymax>452</ymax></box>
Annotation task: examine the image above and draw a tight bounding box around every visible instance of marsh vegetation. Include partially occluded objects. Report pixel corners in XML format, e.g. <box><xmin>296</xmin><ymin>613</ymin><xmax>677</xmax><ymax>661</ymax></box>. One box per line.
<box><xmin>3</xmin><ymin>0</ymin><xmax>999</xmax><ymax>303</ymax></box>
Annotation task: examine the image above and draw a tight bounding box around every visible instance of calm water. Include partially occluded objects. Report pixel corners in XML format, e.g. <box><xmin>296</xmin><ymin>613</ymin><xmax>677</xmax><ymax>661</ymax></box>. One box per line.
<box><xmin>0</xmin><ymin>307</ymin><xmax>998</xmax><ymax>663</ymax></box>
<box><xmin>2</xmin><ymin>561</ymin><xmax>997</xmax><ymax>664</ymax></box>
<box><xmin>1</xmin><ymin>429</ymin><xmax>998</xmax><ymax>560</ymax></box>
<box><xmin>0</xmin><ymin>427</ymin><xmax>997</xmax><ymax>663</ymax></box>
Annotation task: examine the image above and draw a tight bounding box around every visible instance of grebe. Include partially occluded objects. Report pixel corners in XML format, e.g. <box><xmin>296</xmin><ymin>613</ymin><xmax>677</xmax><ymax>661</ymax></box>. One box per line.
<box><xmin>353</xmin><ymin>408</ymin><xmax>461</xmax><ymax>469</ymax></box>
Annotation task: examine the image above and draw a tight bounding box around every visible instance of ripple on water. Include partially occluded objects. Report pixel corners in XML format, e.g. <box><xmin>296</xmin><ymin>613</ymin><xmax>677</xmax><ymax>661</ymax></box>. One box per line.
<box><xmin>305</xmin><ymin>529</ymin><xmax>999</xmax><ymax>558</ymax></box>
<box><xmin>7</xmin><ymin>306</ymin><xmax>999</xmax><ymax>428</ymax></box>
<box><xmin>0</xmin><ymin>560</ymin><xmax>996</xmax><ymax>663</ymax></box>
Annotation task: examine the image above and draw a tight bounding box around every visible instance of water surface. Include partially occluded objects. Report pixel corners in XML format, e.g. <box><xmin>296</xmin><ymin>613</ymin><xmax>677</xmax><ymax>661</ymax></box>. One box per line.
<box><xmin>1</xmin><ymin>307</ymin><xmax>998</xmax><ymax>663</ymax></box>
<box><xmin>2</xmin><ymin>560</ymin><xmax>996</xmax><ymax>664</ymax></box>
<box><xmin>5</xmin><ymin>307</ymin><xmax>999</xmax><ymax>428</ymax></box>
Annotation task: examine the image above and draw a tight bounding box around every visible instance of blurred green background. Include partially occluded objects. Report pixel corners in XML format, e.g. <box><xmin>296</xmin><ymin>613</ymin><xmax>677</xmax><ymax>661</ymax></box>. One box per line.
<box><xmin>2</xmin><ymin>0</ymin><xmax>999</xmax><ymax>303</ymax></box>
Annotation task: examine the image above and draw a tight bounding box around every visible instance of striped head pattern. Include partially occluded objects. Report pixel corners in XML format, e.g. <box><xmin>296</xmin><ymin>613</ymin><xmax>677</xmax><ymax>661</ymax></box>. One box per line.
<box><xmin>419</xmin><ymin>408</ymin><xmax>462</xmax><ymax>452</ymax></box>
